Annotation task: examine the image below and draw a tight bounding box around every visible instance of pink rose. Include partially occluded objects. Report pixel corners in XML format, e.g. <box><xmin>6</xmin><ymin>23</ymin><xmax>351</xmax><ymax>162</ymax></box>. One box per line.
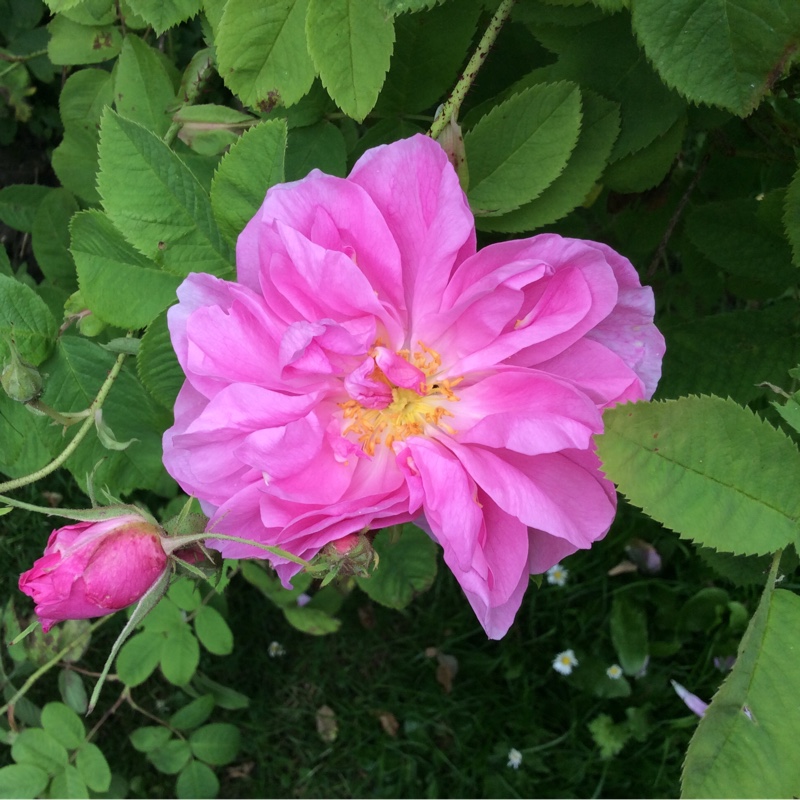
<box><xmin>162</xmin><ymin>134</ymin><xmax>665</xmax><ymax>639</ymax></box>
<box><xmin>19</xmin><ymin>515</ymin><xmax>169</xmax><ymax>632</ymax></box>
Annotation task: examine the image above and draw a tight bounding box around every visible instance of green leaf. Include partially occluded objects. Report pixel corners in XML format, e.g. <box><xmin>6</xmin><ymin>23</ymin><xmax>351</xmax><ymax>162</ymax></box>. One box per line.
<box><xmin>169</xmin><ymin>695</ymin><xmax>216</xmax><ymax>731</ymax></box>
<box><xmin>59</xmin><ymin>0</ymin><xmax>116</xmax><ymax>25</ymax></box>
<box><xmin>72</xmin><ymin>210</ymin><xmax>181</xmax><ymax>329</ymax></box>
<box><xmin>0</xmin><ymin>274</ymin><xmax>58</xmax><ymax>365</ymax></box>
<box><xmin>216</xmin><ymin>0</ymin><xmax>315</xmax><ymax>109</ymax></box>
<box><xmin>465</xmin><ymin>82</ymin><xmax>582</xmax><ymax>216</ymax></box>
<box><xmin>682</xmin><ymin>584</ymin><xmax>800</xmax><ymax>797</ymax></box>
<box><xmin>60</xmin><ymin>67</ymin><xmax>114</xmax><ymax>135</ymax></box>
<box><xmin>137</xmin><ymin>307</ymin><xmax>184</xmax><ymax>409</ymax></box>
<box><xmin>189</xmin><ymin>723</ymin><xmax>240</xmax><ymax>766</ymax></box>
<box><xmin>97</xmin><ymin>109</ymin><xmax>235</xmax><ymax>278</ymax></box>
<box><xmin>129</xmin><ymin>726</ymin><xmax>172</xmax><ymax>753</ymax></box>
<box><xmin>526</xmin><ymin>14</ymin><xmax>686</xmax><ymax>161</ymax></box>
<box><xmin>284</xmin><ymin>121</ymin><xmax>346</xmax><ymax>181</ymax></box>
<box><xmin>306</xmin><ymin>0</ymin><xmax>395</xmax><ymax>122</ymax></box>
<box><xmin>374</xmin><ymin>0</ymin><xmax>482</xmax><ymax>115</ymax></box>
<box><xmin>192</xmin><ymin>674</ymin><xmax>250</xmax><ymax>710</ymax></box>
<box><xmin>31</xmin><ymin>188</ymin><xmax>79</xmax><ymax>289</ymax></box>
<box><xmin>210</xmin><ymin>118</ymin><xmax>287</xmax><ymax>243</ymax></box>
<box><xmin>58</xmin><ymin>669</ymin><xmax>89</xmax><ymax>715</ymax></box>
<box><xmin>193</xmin><ymin>605</ymin><xmax>233</xmax><ymax>655</ymax></box>
<box><xmin>48</xmin><ymin>765</ymin><xmax>88</xmax><ymax>800</ymax></box>
<box><xmin>168</xmin><ymin>577</ymin><xmax>202</xmax><ymax>611</ymax></box>
<box><xmin>41</xmin><ymin>703</ymin><xmax>85</xmax><ymax>750</ymax></box>
<box><xmin>37</xmin><ymin>337</ymin><xmax>172</xmax><ymax>495</ymax></box>
<box><xmin>160</xmin><ymin>626</ymin><xmax>200</xmax><ymax>686</ymax></box>
<box><xmin>0</xmin><ymin>185</ymin><xmax>52</xmax><ymax>233</ymax></box>
<box><xmin>52</xmin><ymin>128</ymin><xmax>103</xmax><ymax>204</ymax></box>
<box><xmin>679</xmin><ymin>587</ymin><xmax>730</xmax><ymax>633</ymax></box>
<box><xmin>632</xmin><ymin>0</ymin><xmax>800</xmax><ymax>117</ymax></box>
<box><xmin>603</xmin><ymin>114</ymin><xmax>686</xmax><ymax>194</ymax></box>
<box><xmin>148</xmin><ymin>738</ymin><xmax>192</xmax><ymax>774</ymax></box>
<box><xmin>659</xmin><ymin>304</ymin><xmax>800</xmax><ymax>404</ymax></box>
<box><xmin>597</xmin><ymin>396</ymin><xmax>800</xmax><ymax>556</ymax></box>
<box><xmin>588</xmin><ymin>713</ymin><xmax>630</xmax><ymax>760</ymax></box>
<box><xmin>355</xmin><ymin>524</ymin><xmax>438</xmax><ymax>609</ymax></box>
<box><xmin>176</xmin><ymin>760</ymin><xmax>219</xmax><ymax>800</ymax></box>
<box><xmin>114</xmin><ymin>35</ymin><xmax>175</xmax><ymax>135</ymax></box>
<box><xmin>282</xmin><ymin>606</ymin><xmax>342</xmax><ymax>635</ymax></box>
<box><xmin>784</xmin><ymin>163</ymin><xmax>800</xmax><ymax>268</ymax></box>
<box><xmin>76</xmin><ymin>743</ymin><xmax>111</xmax><ymax>793</ymax></box>
<box><xmin>0</xmin><ymin>765</ymin><xmax>49</xmax><ymax>800</ymax></box>
<box><xmin>11</xmin><ymin>728</ymin><xmax>69</xmax><ymax>773</ymax></box>
<box><xmin>479</xmin><ymin>90</ymin><xmax>620</xmax><ymax>232</ymax></box>
<box><xmin>609</xmin><ymin>596</ymin><xmax>648</xmax><ymax>676</ymax></box>
<box><xmin>123</xmin><ymin>0</ymin><xmax>201</xmax><ymax>34</ymax></box>
<box><xmin>47</xmin><ymin>15</ymin><xmax>121</xmax><ymax>65</ymax></box>
<box><xmin>116</xmin><ymin>631</ymin><xmax>163</xmax><ymax>686</ymax></box>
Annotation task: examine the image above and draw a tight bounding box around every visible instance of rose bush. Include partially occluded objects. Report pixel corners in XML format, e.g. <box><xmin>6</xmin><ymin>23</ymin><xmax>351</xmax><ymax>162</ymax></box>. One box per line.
<box><xmin>162</xmin><ymin>134</ymin><xmax>664</xmax><ymax>638</ymax></box>
<box><xmin>19</xmin><ymin>515</ymin><xmax>170</xmax><ymax>632</ymax></box>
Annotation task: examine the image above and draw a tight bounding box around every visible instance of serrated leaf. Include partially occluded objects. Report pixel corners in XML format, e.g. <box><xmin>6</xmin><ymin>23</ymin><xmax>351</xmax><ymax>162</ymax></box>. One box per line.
<box><xmin>0</xmin><ymin>185</ymin><xmax>52</xmax><ymax>233</ymax></box>
<box><xmin>0</xmin><ymin>274</ymin><xmax>58</xmax><ymax>365</ymax></box>
<box><xmin>0</xmin><ymin>764</ymin><xmax>49</xmax><ymax>800</ymax></box>
<box><xmin>116</xmin><ymin>631</ymin><xmax>163</xmax><ymax>686</ymax></box>
<box><xmin>632</xmin><ymin>0</ymin><xmax>800</xmax><ymax>117</ymax></box>
<box><xmin>52</xmin><ymin>128</ymin><xmax>103</xmax><ymax>204</ymax></box>
<box><xmin>210</xmin><ymin>119</ymin><xmax>286</xmax><ymax>243</ymax></box>
<box><xmin>160</xmin><ymin>626</ymin><xmax>200</xmax><ymax>685</ymax></box>
<box><xmin>193</xmin><ymin>605</ymin><xmax>233</xmax><ymax>655</ymax></box>
<box><xmin>682</xmin><ymin>586</ymin><xmax>800</xmax><ymax>797</ymax></box>
<box><xmin>284</xmin><ymin>121</ymin><xmax>346</xmax><ymax>181</ymax></box>
<box><xmin>355</xmin><ymin>524</ymin><xmax>437</xmax><ymax>609</ymax></box>
<box><xmin>374</xmin><ymin>0</ymin><xmax>482</xmax><ymax>115</ymax></box>
<box><xmin>176</xmin><ymin>760</ymin><xmax>219</xmax><ymax>800</ymax></box>
<box><xmin>97</xmin><ymin>109</ymin><xmax>234</xmax><ymax>278</ymax></box>
<box><xmin>189</xmin><ymin>723</ymin><xmax>240</xmax><ymax>766</ymax></box>
<box><xmin>72</xmin><ymin>210</ymin><xmax>181</xmax><ymax>329</ymax></box>
<box><xmin>659</xmin><ymin>304</ymin><xmax>800</xmax><ymax>404</ymax></box>
<box><xmin>11</xmin><ymin>729</ymin><xmax>69</xmax><ymax>773</ymax></box>
<box><xmin>31</xmin><ymin>188</ymin><xmax>79</xmax><ymax>289</ymax></box>
<box><xmin>114</xmin><ymin>35</ymin><xmax>175</xmax><ymax>135</ymax></box>
<box><xmin>123</xmin><ymin>0</ymin><xmax>201</xmax><ymax>34</ymax></box>
<box><xmin>60</xmin><ymin>67</ymin><xmax>114</xmax><ymax>135</ymax></box>
<box><xmin>41</xmin><ymin>702</ymin><xmax>85</xmax><ymax>749</ymax></box>
<box><xmin>782</xmin><ymin>162</ymin><xmax>800</xmax><ymax>268</ymax></box>
<box><xmin>479</xmin><ymin>90</ymin><xmax>620</xmax><ymax>232</ymax></box>
<box><xmin>306</xmin><ymin>0</ymin><xmax>395</xmax><ymax>122</ymax></box>
<box><xmin>59</xmin><ymin>0</ymin><xmax>116</xmax><ymax>25</ymax></box>
<box><xmin>597</xmin><ymin>396</ymin><xmax>800</xmax><ymax>556</ymax></box>
<box><xmin>465</xmin><ymin>82</ymin><xmax>582</xmax><ymax>216</ymax></box>
<box><xmin>47</xmin><ymin>15</ymin><xmax>121</xmax><ymax>65</ymax></box>
<box><xmin>216</xmin><ymin>0</ymin><xmax>315</xmax><ymax>110</ymax></box>
<box><xmin>36</xmin><ymin>337</ymin><xmax>172</xmax><ymax>495</ymax></box>
<box><xmin>76</xmin><ymin>743</ymin><xmax>111</xmax><ymax>793</ymax></box>
<box><xmin>137</xmin><ymin>308</ymin><xmax>184</xmax><ymax>409</ymax></box>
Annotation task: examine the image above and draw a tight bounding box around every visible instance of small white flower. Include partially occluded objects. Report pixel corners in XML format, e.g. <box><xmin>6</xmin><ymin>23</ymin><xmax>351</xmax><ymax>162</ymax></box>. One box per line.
<box><xmin>268</xmin><ymin>640</ymin><xmax>286</xmax><ymax>658</ymax></box>
<box><xmin>552</xmin><ymin>649</ymin><xmax>578</xmax><ymax>675</ymax></box>
<box><xmin>606</xmin><ymin>664</ymin><xmax>623</xmax><ymax>680</ymax></box>
<box><xmin>546</xmin><ymin>563</ymin><xmax>568</xmax><ymax>586</ymax></box>
<box><xmin>507</xmin><ymin>748</ymin><xmax>523</xmax><ymax>769</ymax></box>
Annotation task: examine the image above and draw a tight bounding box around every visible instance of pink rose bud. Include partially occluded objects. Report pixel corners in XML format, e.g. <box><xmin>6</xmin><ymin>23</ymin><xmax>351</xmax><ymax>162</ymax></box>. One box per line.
<box><xmin>19</xmin><ymin>515</ymin><xmax>169</xmax><ymax>632</ymax></box>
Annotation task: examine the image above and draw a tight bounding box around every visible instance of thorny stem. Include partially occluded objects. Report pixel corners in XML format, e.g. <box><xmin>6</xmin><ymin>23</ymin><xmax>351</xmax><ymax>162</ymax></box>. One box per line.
<box><xmin>428</xmin><ymin>0</ymin><xmax>517</xmax><ymax>140</ymax></box>
<box><xmin>85</xmin><ymin>686</ymin><xmax>128</xmax><ymax>745</ymax></box>
<box><xmin>0</xmin><ymin>339</ymin><xmax>131</xmax><ymax>495</ymax></box>
<box><xmin>0</xmin><ymin>617</ymin><xmax>110</xmax><ymax>720</ymax></box>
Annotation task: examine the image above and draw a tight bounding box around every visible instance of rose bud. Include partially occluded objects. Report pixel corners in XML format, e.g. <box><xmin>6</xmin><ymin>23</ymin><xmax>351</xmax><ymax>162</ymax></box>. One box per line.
<box><xmin>19</xmin><ymin>515</ymin><xmax>170</xmax><ymax>632</ymax></box>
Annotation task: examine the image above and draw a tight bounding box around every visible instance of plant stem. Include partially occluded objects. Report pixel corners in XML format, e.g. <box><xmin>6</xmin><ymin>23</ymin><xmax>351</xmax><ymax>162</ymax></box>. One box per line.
<box><xmin>0</xmin><ymin>617</ymin><xmax>110</xmax><ymax>719</ymax></box>
<box><xmin>0</xmin><ymin>344</ymin><xmax>130</xmax><ymax>494</ymax></box>
<box><xmin>428</xmin><ymin>0</ymin><xmax>517</xmax><ymax>140</ymax></box>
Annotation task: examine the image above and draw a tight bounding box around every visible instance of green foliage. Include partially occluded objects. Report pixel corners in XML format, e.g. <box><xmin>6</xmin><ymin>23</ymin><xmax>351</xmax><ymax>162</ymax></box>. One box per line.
<box><xmin>683</xmin><ymin>580</ymin><xmax>800</xmax><ymax>797</ymax></box>
<box><xmin>0</xmin><ymin>185</ymin><xmax>52</xmax><ymax>233</ymax></box>
<box><xmin>0</xmin><ymin>274</ymin><xmax>58</xmax><ymax>365</ymax></box>
<box><xmin>215</xmin><ymin>0</ymin><xmax>315</xmax><ymax>110</ymax></box>
<box><xmin>47</xmin><ymin>14</ymin><xmax>121</xmax><ymax>65</ymax></box>
<box><xmin>137</xmin><ymin>308</ymin><xmax>185</xmax><ymax>410</ymax></box>
<box><xmin>124</xmin><ymin>0</ymin><xmax>201</xmax><ymax>34</ymax></box>
<box><xmin>466</xmin><ymin>82</ymin><xmax>582</xmax><ymax>216</ymax></box>
<box><xmin>609</xmin><ymin>596</ymin><xmax>648</xmax><ymax>676</ymax></box>
<box><xmin>306</xmin><ymin>0</ymin><xmax>395</xmax><ymax>122</ymax></box>
<box><xmin>598</xmin><ymin>396</ymin><xmax>800</xmax><ymax>556</ymax></box>
<box><xmin>631</xmin><ymin>0</ymin><xmax>800</xmax><ymax>116</ymax></box>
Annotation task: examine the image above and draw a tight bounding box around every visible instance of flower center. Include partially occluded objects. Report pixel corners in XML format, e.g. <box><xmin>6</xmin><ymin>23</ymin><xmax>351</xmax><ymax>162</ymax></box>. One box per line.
<box><xmin>340</xmin><ymin>343</ymin><xmax>462</xmax><ymax>455</ymax></box>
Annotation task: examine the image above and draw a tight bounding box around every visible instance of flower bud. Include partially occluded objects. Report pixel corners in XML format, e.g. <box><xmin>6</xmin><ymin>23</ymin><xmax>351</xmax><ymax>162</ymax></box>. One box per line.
<box><xmin>319</xmin><ymin>532</ymin><xmax>376</xmax><ymax>578</ymax></box>
<box><xmin>19</xmin><ymin>515</ymin><xmax>170</xmax><ymax>632</ymax></box>
<box><xmin>1</xmin><ymin>340</ymin><xmax>43</xmax><ymax>403</ymax></box>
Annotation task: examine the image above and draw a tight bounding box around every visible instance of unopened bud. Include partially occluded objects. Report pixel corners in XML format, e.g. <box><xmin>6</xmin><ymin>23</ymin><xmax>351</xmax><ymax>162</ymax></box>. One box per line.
<box><xmin>319</xmin><ymin>532</ymin><xmax>376</xmax><ymax>579</ymax></box>
<box><xmin>1</xmin><ymin>340</ymin><xmax>43</xmax><ymax>403</ymax></box>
